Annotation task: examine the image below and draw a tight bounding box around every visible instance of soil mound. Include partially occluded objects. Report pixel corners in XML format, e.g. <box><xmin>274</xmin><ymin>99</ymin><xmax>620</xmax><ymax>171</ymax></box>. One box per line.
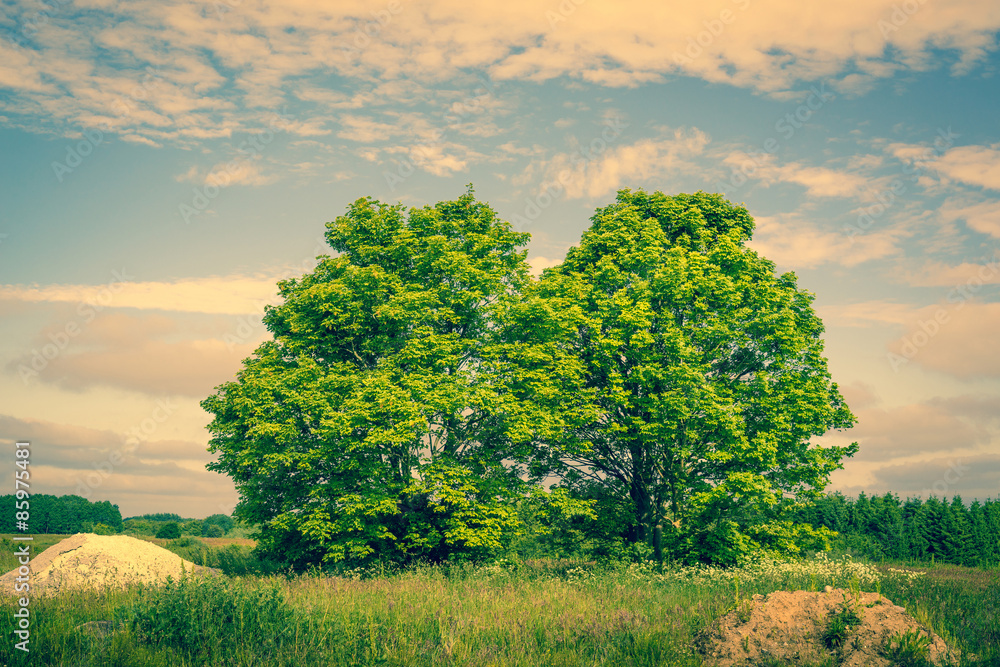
<box><xmin>0</xmin><ymin>533</ymin><xmax>217</xmax><ymax>596</ymax></box>
<box><xmin>696</xmin><ymin>587</ymin><xmax>956</xmax><ymax>667</ymax></box>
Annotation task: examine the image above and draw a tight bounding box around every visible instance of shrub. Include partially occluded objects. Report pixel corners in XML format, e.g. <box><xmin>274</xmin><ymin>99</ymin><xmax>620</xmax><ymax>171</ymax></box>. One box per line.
<box><xmin>155</xmin><ymin>522</ymin><xmax>181</xmax><ymax>539</ymax></box>
<box><xmin>92</xmin><ymin>522</ymin><xmax>118</xmax><ymax>535</ymax></box>
<box><xmin>182</xmin><ymin>519</ymin><xmax>203</xmax><ymax>535</ymax></box>
<box><xmin>823</xmin><ymin>597</ymin><xmax>863</xmax><ymax>650</ymax></box>
<box><xmin>203</xmin><ymin>513</ymin><xmax>235</xmax><ymax>534</ymax></box>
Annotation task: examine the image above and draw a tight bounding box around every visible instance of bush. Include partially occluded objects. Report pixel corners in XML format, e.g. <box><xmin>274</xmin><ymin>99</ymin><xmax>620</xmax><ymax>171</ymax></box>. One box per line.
<box><xmin>203</xmin><ymin>513</ymin><xmax>235</xmax><ymax>535</ymax></box>
<box><xmin>92</xmin><ymin>522</ymin><xmax>118</xmax><ymax>535</ymax></box>
<box><xmin>123</xmin><ymin>574</ymin><xmax>295</xmax><ymax>663</ymax></box>
<box><xmin>182</xmin><ymin>519</ymin><xmax>203</xmax><ymax>536</ymax></box>
<box><xmin>203</xmin><ymin>524</ymin><xmax>224</xmax><ymax>538</ymax></box>
<box><xmin>155</xmin><ymin>522</ymin><xmax>181</xmax><ymax>539</ymax></box>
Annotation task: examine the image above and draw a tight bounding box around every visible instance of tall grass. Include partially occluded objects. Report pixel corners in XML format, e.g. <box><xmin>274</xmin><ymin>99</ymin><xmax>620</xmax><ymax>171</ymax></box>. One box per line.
<box><xmin>1</xmin><ymin>552</ymin><xmax>997</xmax><ymax>666</ymax></box>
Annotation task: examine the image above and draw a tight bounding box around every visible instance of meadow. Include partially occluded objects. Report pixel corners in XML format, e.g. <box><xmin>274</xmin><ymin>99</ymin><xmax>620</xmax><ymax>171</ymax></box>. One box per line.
<box><xmin>1</xmin><ymin>536</ymin><xmax>998</xmax><ymax>666</ymax></box>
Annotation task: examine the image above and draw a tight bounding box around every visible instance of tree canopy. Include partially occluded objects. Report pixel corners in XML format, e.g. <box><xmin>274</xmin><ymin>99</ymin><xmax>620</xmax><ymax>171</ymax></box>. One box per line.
<box><xmin>202</xmin><ymin>187</ymin><xmax>857</xmax><ymax>568</ymax></box>
<box><xmin>203</xmin><ymin>188</ymin><xmax>587</xmax><ymax>567</ymax></box>
<box><xmin>0</xmin><ymin>494</ymin><xmax>123</xmax><ymax>534</ymax></box>
<box><xmin>536</xmin><ymin>190</ymin><xmax>857</xmax><ymax>563</ymax></box>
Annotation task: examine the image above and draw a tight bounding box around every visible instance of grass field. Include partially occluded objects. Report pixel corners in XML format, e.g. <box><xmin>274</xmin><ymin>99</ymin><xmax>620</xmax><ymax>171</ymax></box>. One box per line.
<box><xmin>1</xmin><ymin>537</ymin><xmax>997</xmax><ymax>666</ymax></box>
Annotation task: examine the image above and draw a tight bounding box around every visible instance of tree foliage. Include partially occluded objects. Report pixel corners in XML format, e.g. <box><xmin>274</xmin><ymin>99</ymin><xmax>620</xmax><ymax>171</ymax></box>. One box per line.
<box><xmin>0</xmin><ymin>494</ymin><xmax>123</xmax><ymax>533</ymax></box>
<box><xmin>799</xmin><ymin>492</ymin><xmax>1000</xmax><ymax>566</ymax></box>
<box><xmin>203</xmin><ymin>513</ymin><xmax>235</xmax><ymax>535</ymax></box>
<box><xmin>203</xmin><ymin>187</ymin><xmax>858</xmax><ymax>568</ymax></box>
<box><xmin>156</xmin><ymin>521</ymin><xmax>182</xmax><ymax>539</ymax></box>
<box><xmin>535</xmin><ymin>190</ymin><xmax>857</xmax><ymax>564</ymax></box>
<box><xmin>203</xmin><ymin>188</ymin><xmax>586</xmax><ymax>567</ymax></box>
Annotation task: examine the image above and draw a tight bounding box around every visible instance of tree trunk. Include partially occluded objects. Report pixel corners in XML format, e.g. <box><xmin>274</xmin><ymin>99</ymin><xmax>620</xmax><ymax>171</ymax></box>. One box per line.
<box><xmin>630</xmin><ymin>477</ymin><xmax>653</xmax><ymax>544</ymax></box>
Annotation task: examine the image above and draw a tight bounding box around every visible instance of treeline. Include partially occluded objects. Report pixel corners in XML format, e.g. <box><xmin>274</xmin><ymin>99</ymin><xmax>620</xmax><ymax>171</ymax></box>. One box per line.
<box><xmin>0</xmin><ymin>495</ymin><xmax>237</xmax><ymax>539</ymax></box>
<box><xmin>126</xmin><ymin>512</ymin><xmax>183</xmax><ymax>522</ymax></box>
<box><xmin>797</xmin><ymin>493</ymin><xmax>1000</xmax><ymax>566</ymax></box>
<box><xmin>0</xmin><ymin>494</ymin><xmax>123</xmax><ymax>534</ymax></box>
<box><xmin>123</xmin><ymin>514</ymin><xmax>235</xmax><ymax>538</ymax></box>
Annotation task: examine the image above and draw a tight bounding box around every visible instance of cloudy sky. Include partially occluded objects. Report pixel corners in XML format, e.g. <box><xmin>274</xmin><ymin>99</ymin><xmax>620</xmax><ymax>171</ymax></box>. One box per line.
<box><xmin>1</xmin><ymin>0</ymin><xmax>998</xmax><ymax>518</ymax></box>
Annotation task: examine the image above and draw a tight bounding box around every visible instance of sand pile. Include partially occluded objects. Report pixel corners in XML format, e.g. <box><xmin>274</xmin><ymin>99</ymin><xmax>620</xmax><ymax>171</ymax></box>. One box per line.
<box><xmin>696</xmin><ymin>587</ymin><xmax>957</xmax><ymax>667</ymax></box>
<box><xmin>0</xmin><ymin>533</ymin><xmax>217</xmax><ymax>596</ymax></box>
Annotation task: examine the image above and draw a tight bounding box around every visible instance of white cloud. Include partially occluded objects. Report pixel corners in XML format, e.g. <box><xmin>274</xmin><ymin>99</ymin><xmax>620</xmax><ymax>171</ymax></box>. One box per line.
<box><xmin>0</xmin><ymin>274</ymin><xmax>289</xmax><ymax>314</ymax></box>
<box><xmin>748</xmin><ymin>214</ymin><xmax>901</xmax><ymax>269</ymax></box>
<box><xmin>816</xmin><ymin>300</ymin><xmax>921</xmax><ymax>328</ymax></box>
<box><xmin>724</xmin><ymin>152</ymin><xmax>871</xmax><ymax>198</ymax></box>
<box><xmin>888</xmin><ymin>302</ymin><xmax>1000</xmax><ymax>379</ymax></box>
<box><xmin>175</xmin><ymin>160</ymin><xmax>278</xmax><ymax>186</ymax></box>
<box><xmin>539</xmin><ymin>126</ymin><xmax>709</xmax><ymax>200</ymax></box>
<box><xmin>940</xmin><ymin>198</ymin><xmax>1000</xmax><ymax>238</ymax></box>
<box><xmin>527</xmin><ymin>256</ymin><xmax>562</xmax><ymax>277</ymax></box>
<box><xmin>337</xmin><ymin>114</ymin><xmax>402</xmax><ymax>142</ymax></box>
<box><xmin>3</xmin><ymin>0</ymin><xmax>999</xmax><ymax>144</ymax></box>
<box><xmin>900</xmin><ymin>257</ymin><xmax>1000</xmax><ymax>287</ymax></box>
<box><xmin>0</xmin><ymin>414</ymin><xmax>238</xmax><ymax>517</ymax></box>
<box><xmin>929</xmin><ymin>144</ymin><xmax>1000</xmax><ymax>190</ymax></box>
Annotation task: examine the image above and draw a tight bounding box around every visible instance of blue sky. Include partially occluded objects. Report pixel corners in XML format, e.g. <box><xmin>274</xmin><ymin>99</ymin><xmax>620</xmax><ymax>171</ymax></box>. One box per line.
<box><xmin>1</xmin><ymin>0</ymin><xmax>999</xmax><ymax>517</ymax></box>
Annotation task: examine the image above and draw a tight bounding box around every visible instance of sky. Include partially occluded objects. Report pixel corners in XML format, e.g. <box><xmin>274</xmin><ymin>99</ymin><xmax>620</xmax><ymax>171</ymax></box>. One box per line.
<box><xmin>1</xmin><ymin>0</ymin><xmax>999</xmax><ymax>519</ymax></box>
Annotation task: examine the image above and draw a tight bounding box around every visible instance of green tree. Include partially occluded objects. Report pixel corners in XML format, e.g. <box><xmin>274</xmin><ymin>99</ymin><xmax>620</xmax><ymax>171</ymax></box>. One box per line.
<box><xmin>539</xmin><ymin>190</ymin><xmax>857</xmax><ymax>564</ymax></box>
<box><xmin>202</xmin><ymin>188</ymin><xmax>584</xmax><ymax>568</ymax></box>
<box><xmin>203</xmin><ymin>524</ymin><xmax>224</xmax><ymax>538</ymax></box>
<box><xmin>203</xmin><ymin>514</ymin><xmax>235</xmax><ymax>535</ymax></box>
<box><xmin>156</xmin><ymin>522</ymin><xmax>181</xmax><ymax>539</ymax></box>
<box><xmin>182</xmin><ymin>520</ymin><xmax>203</xmax><ymax>536</ymax></box>
<box><xmin>89</xmin><ymin>500</ymin><xmax>124</xmax><ymax>532</ymax></box>
<box><xmin>904</xmin><ymin>497</ymin><xmax>931</xmax><ymax>559</ymax></box>
<box><xmin>92</xmin><ymin>523</ymin><xmax>117</xmax><ymax>535</ymax></box>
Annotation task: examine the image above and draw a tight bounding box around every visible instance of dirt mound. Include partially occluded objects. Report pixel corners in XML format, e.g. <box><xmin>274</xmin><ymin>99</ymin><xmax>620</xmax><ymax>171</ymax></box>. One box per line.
<box><xmin>0</xmin><ymin>533</ymin><xmax>217</xmax><ymax>596</ymax></box>
<box><xmin>697</xmin><ymin>587</ymin><xmax>957</xmax><ymax>667</ymax></box>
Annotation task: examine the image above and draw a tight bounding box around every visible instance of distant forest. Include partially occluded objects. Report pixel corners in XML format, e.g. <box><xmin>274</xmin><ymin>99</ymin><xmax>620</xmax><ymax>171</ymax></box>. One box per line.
<box><xmin>3</xmin><ymin>492</ymin><xmax>998</xmax><ymax>567</ymax></box>
<box><xmin>0</xmin><ymin>494</ymin><xmax>123</xmax><ymax>533</ymax></box>
<box><xmin>796</xmin><ymin>493</ymin><xmax>1000</xmax><ymax>566</ymax></box>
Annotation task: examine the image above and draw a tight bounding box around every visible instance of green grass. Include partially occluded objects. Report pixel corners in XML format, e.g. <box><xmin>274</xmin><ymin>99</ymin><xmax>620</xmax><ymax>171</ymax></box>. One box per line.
<box><xmin>883</xmin><ymin>629</ymin><xmax>934</xmax><ymax>667</ymax></box>
<box><xmin>0</xmin><ymin>534</ymin><xmax>73</xmax><ymax>572</ymax></box>
<box><xmin>1</xmin><ymin>550</ymin><xmax>997</xmax><ymax>666</ymax></box>
<box><xmin>822</xmin><ymin>596</ymin><xmax>863</xmax><ymax>650</ymax></box>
